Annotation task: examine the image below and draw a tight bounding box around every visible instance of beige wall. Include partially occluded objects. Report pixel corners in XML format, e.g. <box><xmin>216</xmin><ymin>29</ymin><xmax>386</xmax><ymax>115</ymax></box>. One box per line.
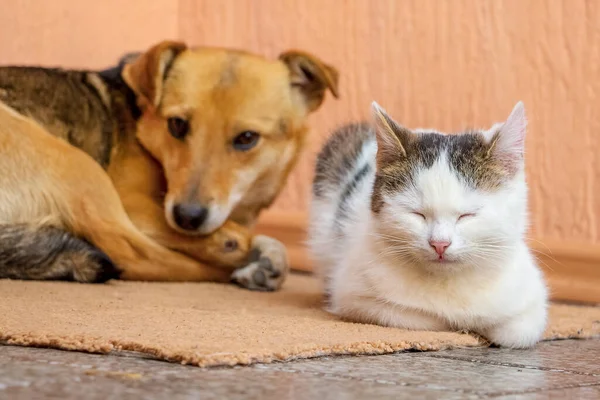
<box><xmin>2</xmin><ymin>0</ymin><xmax>599</xmax><ymax>244</ymax></box>
<box><xmin>0</xmin><ymin>0</ymin><xmax>178</xmax><ymax>68</ymax></box>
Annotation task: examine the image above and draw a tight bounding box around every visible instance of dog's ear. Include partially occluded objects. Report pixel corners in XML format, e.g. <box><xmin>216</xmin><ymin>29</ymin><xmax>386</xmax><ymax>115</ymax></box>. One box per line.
<box><xmin>122</xmin><ymin>40</ymin><xmax>187</xmax><ymax>109</ymax></box>
<box><xmin>279</xmin><ymin>50</ymin><xmax>339</xmax><ymax>112</ymax></box>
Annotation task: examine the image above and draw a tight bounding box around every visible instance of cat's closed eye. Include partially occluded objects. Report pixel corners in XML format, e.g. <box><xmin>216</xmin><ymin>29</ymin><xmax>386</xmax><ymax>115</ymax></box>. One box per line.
<box><xmin>411</xmin><ymin>212</ymin><xmax>427</xmax><ymax>220</ymax></box>
<box><xmin>458</xmin><ymin>213</ymin><xmax>476</xmax><ymax>221</ymax></box>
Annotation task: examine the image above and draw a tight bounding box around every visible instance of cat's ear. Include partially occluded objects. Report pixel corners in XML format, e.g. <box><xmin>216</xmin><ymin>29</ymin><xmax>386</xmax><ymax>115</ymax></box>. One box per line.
<box><xmin>371</xmin><ymin>102</ymin><xmax>412</xmax><ymax>162</ymax></box>
<box><xmin>484</xmin><ymin>101</ymin><xmax>527</xmax><ymax>166</ymax></box>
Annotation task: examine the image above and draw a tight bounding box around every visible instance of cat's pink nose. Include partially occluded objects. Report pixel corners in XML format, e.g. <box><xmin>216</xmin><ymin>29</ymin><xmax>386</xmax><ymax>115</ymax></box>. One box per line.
<box><xmin>429</xmin><ymin>240</ymin><xmax>451</xmax><ymax>256</ymax></box>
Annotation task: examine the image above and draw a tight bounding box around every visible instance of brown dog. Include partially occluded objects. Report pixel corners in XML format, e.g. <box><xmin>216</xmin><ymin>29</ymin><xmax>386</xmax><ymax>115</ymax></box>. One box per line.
<box><xmin>0</xmin><ymin>40</ymin><xmax>338</xmax><ymax>291</ymax></box>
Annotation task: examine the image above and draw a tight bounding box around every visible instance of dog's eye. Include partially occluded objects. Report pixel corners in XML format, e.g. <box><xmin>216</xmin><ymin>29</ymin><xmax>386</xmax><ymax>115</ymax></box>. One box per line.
<box><xmin>167</xmin><ymin>117</ymin><xmax>189</xmax><ymax>140</ymax></box>
<box><xmin>233</xmin><ymin>131</ymin><xmax>260</xmax><ymax>151</ymax></box>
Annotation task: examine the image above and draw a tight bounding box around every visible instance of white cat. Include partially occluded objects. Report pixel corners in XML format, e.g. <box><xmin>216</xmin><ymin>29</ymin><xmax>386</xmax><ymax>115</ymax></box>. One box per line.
<box><xmin>308</xmin><ymin>101</ymin><xmax>548</xmax><ymax>348</ymax></box>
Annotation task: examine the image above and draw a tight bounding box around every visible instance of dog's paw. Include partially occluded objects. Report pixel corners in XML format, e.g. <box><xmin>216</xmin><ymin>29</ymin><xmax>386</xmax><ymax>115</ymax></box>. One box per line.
<box><xmin>230</xmin><ymin>235</ymin><xmax>289</xmax><ymax>292</ymax></box>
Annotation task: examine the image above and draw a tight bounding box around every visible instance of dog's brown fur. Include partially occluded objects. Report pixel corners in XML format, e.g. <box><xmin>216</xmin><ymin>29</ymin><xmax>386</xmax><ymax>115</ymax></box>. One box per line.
<box><xmin>0</xmin><ymin>41</ymin><xmax>338</xmax><ymax>290</ymax></box>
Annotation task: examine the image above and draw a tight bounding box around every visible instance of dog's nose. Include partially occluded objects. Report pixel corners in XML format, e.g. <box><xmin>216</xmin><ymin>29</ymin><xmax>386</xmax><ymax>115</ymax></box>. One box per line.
<box><xmin>172</xmin><ymin>203</ymin><xmax>208</xmax><ymax>231</ymax></box>
<box><xmin>429</xmin><ymin>240</ymin><xmax>451</xmax><ymax>256</ymax></box>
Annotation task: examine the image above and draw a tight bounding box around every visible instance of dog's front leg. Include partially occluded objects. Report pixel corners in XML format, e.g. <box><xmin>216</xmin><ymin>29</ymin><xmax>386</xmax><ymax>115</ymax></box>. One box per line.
<box><xmin>123</xmin><ymin>195</ymin><xmax>289</xmax><ymax>290</ymax></box>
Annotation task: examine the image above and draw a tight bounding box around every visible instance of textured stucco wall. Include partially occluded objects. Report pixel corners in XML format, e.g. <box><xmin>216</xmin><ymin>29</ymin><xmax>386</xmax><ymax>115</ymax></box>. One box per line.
<box><xmin>1</xmin><ymin>0</ymin><xmax>599</xmax><ymax>244</ymax></box>
<box><xmin>0</xmin><ymin>0</ymin><xmax>178</xmax><ymax>68</ymax></box>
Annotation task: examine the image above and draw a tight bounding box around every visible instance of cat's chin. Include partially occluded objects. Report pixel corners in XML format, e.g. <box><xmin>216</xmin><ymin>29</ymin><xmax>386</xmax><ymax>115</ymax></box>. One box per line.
<box><xmin>430</xmin><ymin>258</ymin><xmax>459</xmax><ymax>265</ymax></box>
<box><xmin>418</xmin><ymin>257</ymin><xmax>468</xmax><ymax>272</ymax></box>
<box><xmin>415</xmin><ymin>252</ymin><xmax>461</xmax><ymax>265</ymax></box>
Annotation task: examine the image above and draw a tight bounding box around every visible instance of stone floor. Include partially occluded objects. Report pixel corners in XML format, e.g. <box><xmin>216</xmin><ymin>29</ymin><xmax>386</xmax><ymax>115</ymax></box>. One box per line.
<box><xmin>1</xmin><ymin>339</ymin><xmax>598</xmax><ymax>399</ymax></box>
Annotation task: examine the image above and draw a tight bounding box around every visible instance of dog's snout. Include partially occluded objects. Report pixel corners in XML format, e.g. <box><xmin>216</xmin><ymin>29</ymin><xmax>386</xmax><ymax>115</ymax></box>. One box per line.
<box><xmin>172</xmin><ymin>203</ymin><xmax>208</xmax><ymax>231</ymax></box>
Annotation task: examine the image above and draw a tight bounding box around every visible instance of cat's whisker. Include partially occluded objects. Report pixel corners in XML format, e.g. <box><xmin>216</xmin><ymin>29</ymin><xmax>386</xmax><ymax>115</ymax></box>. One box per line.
<box><xmin>527</xmin><ymin>250</ymin><xmax>561</xmax><ymax>272</ymax></box>
<box><xmin>535</xmin><ymin>258</ymin><xmax>555</xmax><ymax>272</ymax></box>
<box><xmin>374</xmin><ymin>250</ymin><xmax>415</xmax><ymax>261</ymax></box>
<box><xmin>527</xmin><ymin>238</ymin><xmax>553</xmax><ymax>254</ymax></box>
<box><xmin>369</xmin><ymin>232</ymin><xmax>409</xmax><ymax>243</ymax></box>
<box><xmin>366</xmin><ymin>248</ymin><xmax>416</xmax><ymax>268</ymax></box>
<box><xmin>527</xmin><ymin>247</ymin><xmax>562</xmax><ymax>264</ymax></box>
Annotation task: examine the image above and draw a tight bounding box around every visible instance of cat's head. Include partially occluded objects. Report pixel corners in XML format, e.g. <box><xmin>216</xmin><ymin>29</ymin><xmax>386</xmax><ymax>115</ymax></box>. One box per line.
<box><xmin>370</xmin><ymin>101</ymin><xmax>528</xmax><ymax>271</ymax></box>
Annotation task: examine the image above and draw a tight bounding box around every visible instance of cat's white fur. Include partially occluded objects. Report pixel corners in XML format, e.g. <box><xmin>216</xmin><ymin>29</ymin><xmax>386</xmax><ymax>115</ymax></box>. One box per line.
<box><xmin>308</xmin><ymin>102</ymin><xmax>548</xmax><ymax>348</ymax></box>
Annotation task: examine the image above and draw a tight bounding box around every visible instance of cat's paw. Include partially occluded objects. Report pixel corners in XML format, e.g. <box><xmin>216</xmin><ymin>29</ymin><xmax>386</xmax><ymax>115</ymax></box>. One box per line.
<box><xmin>230</xmin><ymin>235</ymin><xmax>289</xmax><ymax>292</ymax></box>
<box><xmin>482</xmin><ymin>305</ymin><xmax>547</xmax><ymax>349</ymax></box>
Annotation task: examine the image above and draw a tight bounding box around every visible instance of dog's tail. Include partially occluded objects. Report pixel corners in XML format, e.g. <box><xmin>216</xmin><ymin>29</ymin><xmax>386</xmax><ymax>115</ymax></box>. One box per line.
<box><xmin>0</xmin><ymin>223</ymin><xmax>121</xmax><ymax>283</ymax></box>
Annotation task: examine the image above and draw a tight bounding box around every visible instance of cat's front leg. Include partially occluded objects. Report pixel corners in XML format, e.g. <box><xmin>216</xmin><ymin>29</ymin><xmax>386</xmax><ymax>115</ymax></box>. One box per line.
<box><xmin>384</xmin><ymin>307</ymin><xmax>450</xmax><ymax>331</ymax></box>
<box><xmin>333</xmin><ymin>297</ymin><xmax>450</xmax><ymax>331</ymax></box>
<box><xmin>481</xmin><ymin>302</ymin><xmax>547</xmax><ymax>349</ymax></box>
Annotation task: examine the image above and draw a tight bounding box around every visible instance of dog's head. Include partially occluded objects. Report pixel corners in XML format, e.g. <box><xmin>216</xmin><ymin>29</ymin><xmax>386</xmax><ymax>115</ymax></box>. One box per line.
<box><xmin>122</xmin><ymin>41</ymin><xmax>338</xmax><ymax>235</ymax></box>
